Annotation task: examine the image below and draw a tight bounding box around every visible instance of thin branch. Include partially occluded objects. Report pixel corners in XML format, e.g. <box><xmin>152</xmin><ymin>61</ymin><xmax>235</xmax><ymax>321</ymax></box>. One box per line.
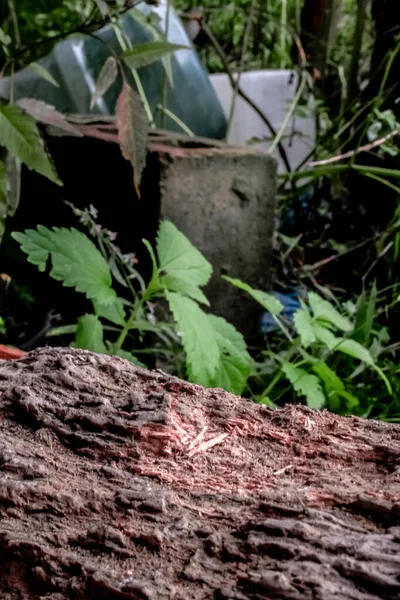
<box><xmin>7</xmin><ymin>0</ymin><xmax>21</xmax><ymax>49</ymax></box>
<box><xmin>201</xmin><ymin>21</ymin><xmax>292</xmax><ymax>173</ymax></box>
<box><xmin>11</xmin><ymin>1</ymin><xmax>143</xmax><ymax>63</ymax></box>
<box><xmin>308</xmin><ymin>129</ymin><xmax>398</xmax><ymax>167</ymax></box>
<box><xmin>226</xmin><ymin>0</ymin><xmax>257</xmax><ymax>139</ymax></box>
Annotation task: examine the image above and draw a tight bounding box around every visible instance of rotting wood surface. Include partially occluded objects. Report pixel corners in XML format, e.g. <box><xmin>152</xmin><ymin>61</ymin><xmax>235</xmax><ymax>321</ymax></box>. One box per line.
<box><xmin>0</xmin><ymin>347</ymin><xmax>399</xmax><ymax>599</ymax></box>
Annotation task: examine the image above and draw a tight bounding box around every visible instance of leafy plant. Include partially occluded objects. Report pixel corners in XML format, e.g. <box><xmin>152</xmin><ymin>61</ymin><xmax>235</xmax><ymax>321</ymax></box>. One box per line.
<box><xmin>224</xmin><ymin>276</ymin><xmax>393</xmax><ymax>415</ymax></box>
<box><xmin>12</xmin><ymin>215</ymin><xmax>252</xmax><ymax>395</ymax></box>
<box><xmin>0</xmin><ymin>1</ymin><xmax>193</xmax><ymax>234</ymax></box>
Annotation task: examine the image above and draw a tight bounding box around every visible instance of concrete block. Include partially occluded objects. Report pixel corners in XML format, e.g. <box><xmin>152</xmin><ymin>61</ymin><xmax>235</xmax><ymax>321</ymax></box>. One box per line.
<box><xmin>148</xmin><ymin>138</ymin><xmax>277</xmax><ymax>336</ymax></box>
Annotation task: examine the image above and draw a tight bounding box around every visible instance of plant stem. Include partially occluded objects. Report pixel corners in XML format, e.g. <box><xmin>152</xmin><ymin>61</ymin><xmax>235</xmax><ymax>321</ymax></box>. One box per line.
<box><xmin>226</xmin><ymin>0</ymin><xmax>257</xmax><ymax>141</ymax></box>
<box><xmin>201</xmin><ymin>21</ymin><xmax>292</xmax><ymax>173</ymax></box>
<box><xmin>161</xmin><ymin>0</ymin><xmax>171</xmax><ymax>128</ymax></box>
<box><xmin>261</xmin><ymin>369</ymin><xmax>283</xmax><ymax>398</ymax></box>
<box><xmin>113</xmin><ymin>304</ymin><xmax>138</xmax><ymax>353</ymax></box>
<box><xmin>280</xmin><ymin>0</ymin><xmax>287</xmax><ymax>69</ymax></box>
<box><xmin>273</xmin><ymin>315</ymin><xmax>294</xmax><ymax>343</ymax></box>
<box><xmin>7</xmin><ymin>0</ymin><xmax>20</xmax><ymax>49</ymax></box>
<box><xmin>280</xmin><ymin>163</ymin><xmax>400</xmax><ymax>182</ymax></box>
<box><xmin>112</xmin><ymin>23</ymin><xmax>154</xmax><ymax>124</ymax></box>
<box><xmin>156</xmin><ymin>105</ymin><xmax>194</xmax><ymax>136</ymax></box>
<box><xmin>268</xmin><ymin>71</ymin><xmax>306</xmax><ymax>156</ymax></box>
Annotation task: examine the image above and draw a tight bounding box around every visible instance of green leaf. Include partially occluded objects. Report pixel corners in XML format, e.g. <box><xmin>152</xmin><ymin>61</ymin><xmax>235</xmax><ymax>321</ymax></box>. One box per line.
<box><xmin>0</xmin><ymin>27</ymin><xmax>11</xmax><ymax>48</ymax></box>
<box><xmin>28</xmin><ymin>62</ymin><xmax>60</xmax><ymax>88</ymax></box>
<box><xmin>93</xmin><ymin>298</ymin><xmax>126</xmax><ymax>325</ymax></box>
<box><xmin>293</xmin><ymin>307</ymin><xmax>316</xmax><ymax>348</ymax></box>
<box><xmin>5</xmin><ymin>153</ymin><xmax>21</xmax><ymax>218</ymax></box>
<box><xmin>116</xmin><ymin>82</ymin><xmax>149</xmax><ymax>197</ymax></box>
<box><xmin>130</xmin><ymin>9</ymin><xmax>174</xmax><ymax>86</ymax></box>
<box><xmin>207</xmin><ymin>314</ymin><xmax>252</xmax><ymax>395</ymax></box>
<box><xmin>0</xmin><ymin>154</ymin><xmax>19</xmax><ymax>242</ymax></box>
<box><xmin>353</xmin><ymin>283</ymin><xmax>377</xmax><ymax>345</ymax></box>
<box><xmin>0</xmin><ymin>160</ymin><xmax>7</xmax><ymax>203</ymax></box>
<box><xmin>313</xmin><ymin>322</ymin><xmax>339</xmax><ymax>350</ymax></box>
<box><xmin>12</xmin><ymin>226</ymin><xmax>116</xmax><ymax>305</ymax></box>
<box><xmin>223</xmin><ymin>276</ymin><xmax>283</xmax><ymax>315</ymax></box>
<box><xmin>308</xmin><ymin>292</ymin><xmax>352</xmax><ymax>332</ymax></box>
<box><xmin>335</xmin><ymin>390</ymin><xmax>360</xmax><ymax>412</ymax></box>
<box><xmin>311</xmin><ymin>360</ymin><xmax>348</xmax><ymax>411</ymax></box>
<box><xmin>91</xmin><ymin>57</ymin><xmax>119</xmax><ymax>109</ymax></box>
<box><xmin>282</xmin><ymin>362</ymin><xmax>325</xmax><ymax>409</ymax></box>
<box><xmin>335</xmin><ymin>338</ymin><xmax>374</xmax><ymax>365</ymax></box>
<box><xmin>336</xmin><ymin>339</ymin><xmax>392</xmax><ymax>395</ymax></box>
<box><xmin>115</xmin><ymin>349</ymin><xmax>146</xmax><ymax>368</ymax></box>
<box><xmin>0</xmin><ymin>104</ymin><xmax>61</xmax><ymax>185</ymax></box>
<box><xmin>46</xmin><ymin>324</ymin><xmax>77</xmax><ymax>337</ymax></box>
<box><xmin>157</xmin><ymin>221</ymin><xmax>212</xmax><ymax>305</ymax></box>
<box><xmin>142</xmin><ymin>238</ymin><xmax>162</xmax><ymax>297</ymax></box>
<box><xmin>75</xmin><ymin>314</ymin><xmax>107</xmax><ymax>354</ymax></box>
<box><xmin>312</xmin><ymin>361</ymin><xmax>344</xmax><ymax>393</ymax></box>
<box><xmin>123</xmin><ymin>41</ymin><xmax>189</xmax><ymax>70</ymax></box>
<box><xmin>166</xmin><ymin>291</ymin><xmax>219</xmax><ymax>386</ymax></box>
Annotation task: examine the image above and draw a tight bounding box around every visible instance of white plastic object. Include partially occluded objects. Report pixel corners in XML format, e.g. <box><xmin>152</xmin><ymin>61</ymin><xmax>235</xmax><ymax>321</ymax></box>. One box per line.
<box><xmin>210</xmin><ymin>70</ymin><xmax>316</xmax><ymax>172</ymax></box>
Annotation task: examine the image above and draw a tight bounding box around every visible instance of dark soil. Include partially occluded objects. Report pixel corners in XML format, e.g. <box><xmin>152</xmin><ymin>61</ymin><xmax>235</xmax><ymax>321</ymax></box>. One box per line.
<box><xmin>0</xmin><ymin>347</ymin><xmax>399</xmax><ymax>599</ymax></box>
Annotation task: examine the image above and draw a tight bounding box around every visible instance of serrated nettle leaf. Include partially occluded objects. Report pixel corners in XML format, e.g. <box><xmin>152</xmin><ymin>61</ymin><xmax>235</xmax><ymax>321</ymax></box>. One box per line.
<box><xmin>157</xmin><ymin>221</ymin><xmax>212</xmax><ymax>305</ymax></box>
<box><xmin>12</xmin><ymin>226</ymin><xmax>116</xmax><ymax>305</ymax></box>
<box><xmin>308</xmin><ymin>292</ymin><xmax>352</xmax><ymax>332</ymax></box>
<box><xmin>282</xmin><ymin>362</ymin><xmax>325</xmax><ymax>410</ymax></box>
<box><xmin>28</xmin><ymin>62</ymin><xmax>60</xmax><ymax>88</ymax></box>
<box><xmin>116</xmin><ymin>82</ymin><xmax>149</xmax><ymax>197</ymax></box>
<box><xmin>166</xmin><ymin>291</ymin><xmax>219</xmax><ymax>386</ymax></box>
<box><xmin>91</xmin><ymin>57</ymin><xmax>119</xmax><ymax>109</ymax></box>
<box><xmin>162</xmin><ymin>275</ymin><xmax>210</xmax><ymax>305</ymax></box>
<box><xmin>93</xmin><ymin>298</ymin><xmax>126</xmax><ymax>325</ymax></box>
<box><xmin>75</xmin><ymin>314</ymin><xmax>107</xmax><ymax>354</ymax></box>
<box><xmin>123</xmin><ymin>41</ymin><xmax>189</xmax><ymax>70</ymax></box>
<box><xmin>0</xmin><ymin>104</ymin><xmax>61</xmax><ymax>185</ymax></box>
<box><xmin>222</xmin><ymin>276</ymin><xmax>283</xmax><ymax>315</ymax></box>
<box><xmin>312</xmin><ymin>361</ymin><xmax>344</xmax><ymax>392</ymax></box>
<box><xmin>335</xmin><ymin>338</ymin><xmax>374</xmax><ymax>365</ymax></box>
<box><xmin>207</xmin><ymin>314</ymin><xmax>252</xmax><ymax>395</ymax></box>
<box><xmin>312</xmin><ymin>361</ymin><xmax>346</xmax><ymax>411</ymax></box>
<box><xmin>293</xmin><ymin>307</ymin><xmax>316</xmax><ymax>348</ymax></box>
<box><xmin>17</xmin><ymin>99</ymin><xmax>82</xmax><ymax>136</ymax></box>
<box><xmin>313</xmin><ymin>322</ymin><xmax>339</xmax><ymax>350</ymax></box>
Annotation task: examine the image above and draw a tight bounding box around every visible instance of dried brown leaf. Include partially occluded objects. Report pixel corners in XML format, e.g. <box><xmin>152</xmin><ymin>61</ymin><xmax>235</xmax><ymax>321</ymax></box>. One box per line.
<box><xmin>17</xmin><ymin>99</ymin><xmax>82</xmax><ymax>137</ymax></box>
<box><xmin>91</xmin><ymin>57</ymin><xmax>118</xmax><ymax>109</ymax></box>
<box><xmin>116</xmin><ymin>82</ymin><xmax>149</xmax><ymax>197</ymax></box>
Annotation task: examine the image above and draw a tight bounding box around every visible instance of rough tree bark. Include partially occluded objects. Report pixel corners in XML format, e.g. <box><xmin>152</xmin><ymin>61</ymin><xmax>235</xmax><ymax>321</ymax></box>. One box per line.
<box><xmin>0</xmin><ymin>347</ymin><xmax>399</xmax><ymax>599</ymax></box>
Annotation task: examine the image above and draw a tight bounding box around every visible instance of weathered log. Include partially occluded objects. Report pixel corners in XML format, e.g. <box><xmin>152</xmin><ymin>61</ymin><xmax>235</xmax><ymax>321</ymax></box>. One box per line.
<box><xmin>0</xmin><ymin>347</ymin><xmax>399</xmax><ymax>599</ymax></box>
